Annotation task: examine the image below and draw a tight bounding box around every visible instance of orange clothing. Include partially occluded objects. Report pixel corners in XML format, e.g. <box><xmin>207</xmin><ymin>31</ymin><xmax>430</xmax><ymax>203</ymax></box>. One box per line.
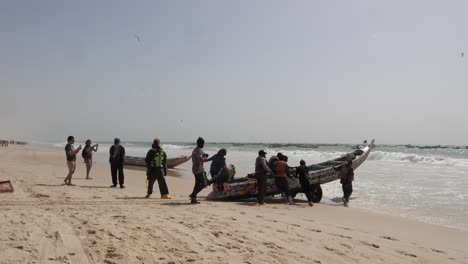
<box><xmin>273</xmin><ymin>160</ymin><xmax>287</xmax><ymax>177</ymax></box>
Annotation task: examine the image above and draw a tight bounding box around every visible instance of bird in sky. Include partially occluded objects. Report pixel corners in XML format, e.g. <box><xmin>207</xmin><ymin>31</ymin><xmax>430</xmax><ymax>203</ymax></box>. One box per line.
<box><xmin>134</xmin><ymin>34</ymin><xmax>142</xmax><ymax>43</ymax></box>
<box><xmin>461</xmin><ymin>52</ymin><xmax>464</xmax><ymax>58</ymax></box>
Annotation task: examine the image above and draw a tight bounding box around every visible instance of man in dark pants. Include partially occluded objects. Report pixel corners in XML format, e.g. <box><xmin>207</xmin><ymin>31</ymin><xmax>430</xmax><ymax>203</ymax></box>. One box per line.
<box><xmin>340</xmin><ymin>160</ymin><xmax>354</xmax><ymax>207</ymax></box>
<box><xmin>296</xmin><ymin>159</ymin><xmax>314</xmax><ymax>206</ymax></box>
<box><xmin>255</xmin><ymin>150</ymin><xmax>272</xmax><ymax>205</ymax></box>
<box><xmin>272</xmin><ymin>154</ymin><xmax>293</xmax><ymax>204</ymax></box>
<box><xmin>190</xmin><ymin>137</ymin><xmax>208</xmax><ymax>204</ymax></box>
<box><xmin>109</xmin><ymin>138</ymin><xmax>125</xmax><ymax>188</ymax></box>
<box><xmin>145</xmin><ymin>138</ymin><xmax>171</xmax><ymax>199</ymax></box>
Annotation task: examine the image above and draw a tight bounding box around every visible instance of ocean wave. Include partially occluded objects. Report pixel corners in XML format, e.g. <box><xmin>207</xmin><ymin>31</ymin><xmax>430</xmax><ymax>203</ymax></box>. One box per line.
<box><xmin>369</xmin><ymin>151</ymin><xmax>468</xmax><ymax>167</ymax></box>
<box><xmin>162</xmin><ymin>144</ymin><xmax>193</xmax><ymax>150</ymax></box>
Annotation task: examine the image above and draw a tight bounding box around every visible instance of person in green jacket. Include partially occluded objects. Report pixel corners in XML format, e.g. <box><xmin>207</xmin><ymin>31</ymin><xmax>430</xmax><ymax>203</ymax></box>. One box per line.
<box><xmin>145</xmin><ymin>138</ymin><xmax>171</xmax><ymax>199</ymax></box>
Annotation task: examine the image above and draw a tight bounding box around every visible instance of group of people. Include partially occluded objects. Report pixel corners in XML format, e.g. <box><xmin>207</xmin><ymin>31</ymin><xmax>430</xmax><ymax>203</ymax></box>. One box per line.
<box><xmin>65</xmin><ymin>136</ymin><xmax>125</xmax><ymax>187</ymax></box>
<box><xmin>0</xmin><ymin>140</ymin><xmax>14</xmax><ymax>147</ymax></box>
<box><xmin>63</xmin><ymin>136</ymin><xmax>354</xmax><ymax>206</ymax></box>
<box><xmin>255</xmin><ymin>149</ymin><xmax>354</xmax><ymax>207</ymax></box>
<box><xmin>255</xmin><ymin>150</ymin><xmax>316</xmax><ymax>206</ymax></box>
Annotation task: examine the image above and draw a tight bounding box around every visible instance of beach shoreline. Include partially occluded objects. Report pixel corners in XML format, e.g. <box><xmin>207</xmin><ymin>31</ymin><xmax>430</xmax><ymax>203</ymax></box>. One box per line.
<box><xmin>1</xmin><ymin>145</ymin><xmax>467</xmax><ymax>263</ymax></box>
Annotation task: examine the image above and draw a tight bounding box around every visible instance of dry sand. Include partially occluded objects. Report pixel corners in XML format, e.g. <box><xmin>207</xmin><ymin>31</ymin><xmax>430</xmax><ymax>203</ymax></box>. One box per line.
<box><xmin>1</xmin><ymin>145</ymin><xmax>467</xmax><ymax>264</ymax></box>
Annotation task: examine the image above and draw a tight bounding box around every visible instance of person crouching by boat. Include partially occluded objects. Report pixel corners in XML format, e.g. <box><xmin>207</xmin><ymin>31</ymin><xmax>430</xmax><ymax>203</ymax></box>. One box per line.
<box><xmin>255</xmin><ymin>150</ymin><xmax>272</xmax><ymax>205</ymax></box>
<box><xmin>145</xmin><ymin>138</ymin><xmax>171</xmax><ymax>199</ymax></box>
<box><xmin>339</xmin><ymin>160</ymin><xmax>354</xmax><ymax>207</ymax></box>
<box><xmin>190</xmin><ymin>137</ymin><xmax>208</xmax><ymax>204</ymax></box>
<box><xmin>206</xmin><ymin>148</ymin><xmax>227</xmax><ymax>179</ymax></box>
<box><xmin>296</xmin><ymin>160</ymin><xmax>313</xmax><ymax>206</ymax></box>
<box><xmin>273</xmin><ymin>154</ymin><xmax>294</xmax><ymax>204</ymax></box>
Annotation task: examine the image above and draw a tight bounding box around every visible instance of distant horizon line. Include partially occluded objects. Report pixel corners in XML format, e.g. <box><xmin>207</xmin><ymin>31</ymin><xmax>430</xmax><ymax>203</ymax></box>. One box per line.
<box><xmin>24</xmin><ymin>139</ymin><xmax>468</xmax><ymax>148</ymax></box>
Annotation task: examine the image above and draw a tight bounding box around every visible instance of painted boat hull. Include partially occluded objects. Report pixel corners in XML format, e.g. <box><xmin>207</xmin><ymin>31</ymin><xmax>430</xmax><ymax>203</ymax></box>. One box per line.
<box><xmin>124</xmin><ymin>155</ymin><xmax>190</xmax><ymax>169</ymax></box>
<box><xmin>207</xmin><ymin>140</ymin><xmax>375</xmax><ymax>201</ymax></box>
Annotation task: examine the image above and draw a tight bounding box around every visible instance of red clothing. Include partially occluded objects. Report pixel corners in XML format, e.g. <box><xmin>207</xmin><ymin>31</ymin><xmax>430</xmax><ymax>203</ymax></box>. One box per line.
<box><xmin>273</xmin><ymin>160</ymin><xmax>287</xmax><ymax>177</ymax></box>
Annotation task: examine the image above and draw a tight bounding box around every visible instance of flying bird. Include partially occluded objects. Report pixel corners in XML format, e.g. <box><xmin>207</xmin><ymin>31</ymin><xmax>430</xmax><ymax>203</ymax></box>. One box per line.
<box><xmin>133</xmin><ymin>34</ymin><xmax>142</xmax><ymax>43</ymax></box>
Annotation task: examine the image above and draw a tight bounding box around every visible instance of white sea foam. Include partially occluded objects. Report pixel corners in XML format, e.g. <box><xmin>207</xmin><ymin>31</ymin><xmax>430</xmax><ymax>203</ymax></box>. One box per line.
<box><xmin>369</xmin><ymin>151</ymin><xmax>468</xmax><ymax>167</ymax></box>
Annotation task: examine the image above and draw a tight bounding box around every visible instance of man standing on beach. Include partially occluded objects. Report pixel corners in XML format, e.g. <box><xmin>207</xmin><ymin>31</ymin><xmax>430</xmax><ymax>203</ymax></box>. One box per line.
<box><xmin>255</xmin><ymin>150</ymin><xmax>272</xmax><ymax>205</ymax></box>
<box><xmin>64</xmin><ymin>136</ymin><xmax>82</xmax><ymax>186</ymax></box>
<box><xmin>109</xmin><ymin>138</ymin><xmax>125</xmax><ymax>188</ymax></box>
<box><xmin>145</xmin><ymin>138</ymin><xmax>171</xmax><ymax>199</ymax></box>
<box><xmin>339</xmin><ymin>160</ymin><xmax>354</xmax><ymax>207</ymax></box>
<box><xmin>190</xmin><ymin>137</ymin><xmax>208</xmax><ymax>204</ymax></box>
<box><xmin>272</xmin><ymin>154</ymin><xmax>294</xmax><ymax>204</ymax></box>
<box><xmin>82</xmin><ymin>139</ymin><xmax>98</xmax><ymax>179</ymax></box>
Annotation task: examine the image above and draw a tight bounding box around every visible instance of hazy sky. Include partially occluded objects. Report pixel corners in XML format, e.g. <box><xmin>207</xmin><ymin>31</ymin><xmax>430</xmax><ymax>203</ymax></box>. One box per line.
<box><xmin>1</xmin><ymin>0</ymin><xmax>467</xmax><ymax>145</ymax></box>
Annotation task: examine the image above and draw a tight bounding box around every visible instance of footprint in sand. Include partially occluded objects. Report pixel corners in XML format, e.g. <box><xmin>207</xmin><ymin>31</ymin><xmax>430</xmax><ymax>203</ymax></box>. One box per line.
<box><xmin>330</xmin><ymin>233</ymin><xmax>352</xmax><ymax>239</ymax></box>
<box><xmin>211</xmin><ymin>231</ymin><xmax>222</xmax><ymax>238</ymax></box>
<box><xmin>381</xmin><ymin>236</ymin><xmax>399</xmax><ymax>241</ymax></box>
<box><xmin>340</xmin><ymin>243</ymin><xmax>352</xmax><ymax>250</ymax></box>
<box><xmin>361</xmin><ymin>241</ymin><xmax>380</xmax><ymax>248</ymax></box>
<box><xmin>431</xmin><ymin>248</ymin><xmax>446</xmax><ymax>254</ymax></box>
<box><xmin>324</xmin><ymin>246</ymin><xmax>346</xmax><ymax>256</ymax></box>
<box><xmin>396</xmin><ymin>250</ymin><xmax>417</xmax><ymax>258</ymax></box>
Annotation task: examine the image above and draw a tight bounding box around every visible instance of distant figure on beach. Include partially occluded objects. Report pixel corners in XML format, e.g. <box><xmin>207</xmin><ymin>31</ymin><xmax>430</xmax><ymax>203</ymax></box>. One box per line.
<box><xmin>109</xmin><ymin>138</ymin><xmax>125</xmax><ymax>188</ymax></box>
<box><xmin>82</xmin><ymin>139</ymin><xmax>98</xmax><ymax>179</ymax></box>
<box><xmin>206</xmin><ymin>148</ymin><xmax>227</xmax><ymax>179</ymax></box>
<box><xmin>145</xmin><ymin>138</ymin><xmax>171</xmax><ymax>199</ymax></box>
<box><xmin>296</xmin><ymin>160</ymin><xmax>314</xmax><ymax>206</ymax></box>
<box><xmin>339</xmin><ymin>160</ymin><xmax>354</xmax><ymax>207</ymax></box>
<box><xmin>255</xmin><ymin>150</ymin><xmax>272</xmax><ymax>205</ymax></box>
<box><xmin>64</xmin><ymin>136</ymin><xmax>82</xmax><ymax>186</ymax></box>
<box><xmin>190</xmin><ymin>137</ymin><xmax>208</xmax><ymax>204</ymax></box>
<box><xmin>272</xmin><ymin>153</ymin><xmax>294</xmax><ymax>204</ymax></box>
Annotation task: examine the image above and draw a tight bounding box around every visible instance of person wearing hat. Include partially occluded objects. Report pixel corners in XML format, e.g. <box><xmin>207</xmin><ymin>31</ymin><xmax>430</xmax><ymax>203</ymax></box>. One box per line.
<box><xmin>190</xmin><ymin>137</ymin><xmax>208</xmax><ymax>204</ymax></box>
<box><xmin>109</xmin><ymin>138</ymin><xmax>125</xmax><ymax>188</ymax></box>
<box><xmin>145</xmin><ymin>138</ymin><xmax>171</xmax><ymax>199</ymax></box>
<box><xmin>255</xmin><ymin>150</ymin><xmax>272</xmax><ymax>205</ymax></box>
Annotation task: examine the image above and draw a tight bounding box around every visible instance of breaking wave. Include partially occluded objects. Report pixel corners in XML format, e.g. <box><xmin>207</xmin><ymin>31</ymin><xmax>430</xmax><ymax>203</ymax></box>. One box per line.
<box><xmin>369</xmin><ymin>151</ymin><xmax>468</xmax><ymax>167</ymax></box>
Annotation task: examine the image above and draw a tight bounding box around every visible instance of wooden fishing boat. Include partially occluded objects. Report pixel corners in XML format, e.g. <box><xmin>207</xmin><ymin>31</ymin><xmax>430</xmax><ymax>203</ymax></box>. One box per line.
<box><xmin>124</xmin><ymin>155</ymin><xmax>190</xmax><ymax>169</ymax></box>
<box><xmin>207</xmin><ymin>139</ymin><xmax>375</xmax><ymax>202</ymax></box>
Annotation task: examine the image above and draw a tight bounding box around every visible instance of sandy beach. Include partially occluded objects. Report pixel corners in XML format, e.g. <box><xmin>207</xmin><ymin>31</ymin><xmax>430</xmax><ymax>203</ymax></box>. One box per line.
<box><xmin>1</xmin><ymin>145</ymin><xmax>467</xmax><ymax>264</ymax></box>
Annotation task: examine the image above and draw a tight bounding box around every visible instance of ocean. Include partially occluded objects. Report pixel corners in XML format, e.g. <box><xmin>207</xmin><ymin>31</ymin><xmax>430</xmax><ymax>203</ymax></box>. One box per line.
<box><xmin>36</xmin><ymin>140</ymin><xmax>468</xmax><ymax>231</ymax></box>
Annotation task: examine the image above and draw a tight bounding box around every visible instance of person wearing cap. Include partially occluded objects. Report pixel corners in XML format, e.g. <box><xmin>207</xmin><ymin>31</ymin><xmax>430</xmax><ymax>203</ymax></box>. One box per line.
<box><xmin>190</xmin><ymin>137</ymin><xmax>208</xmax><ymax>204</ymax></box>
<box><xmin>109</xmin><ymin>138</ymin><xmax>125</xmax><ymax>188</ymax></box>
<box><xmin>255</xmin><ymin>150</ymin><xmax>272</xmax><ymax>205</ymax></box>
<box><xmin>145</xmin><ymin>138</ymin><xmax>171</xmax><ymax>199</ymax></box>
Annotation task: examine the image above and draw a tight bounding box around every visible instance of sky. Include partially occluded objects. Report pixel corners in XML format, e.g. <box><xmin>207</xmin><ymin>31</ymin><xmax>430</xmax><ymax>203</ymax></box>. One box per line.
<box><xmin>0</xmin><ymin>0</ymin><xmax>467</xmax><ymax>145</ymax></box>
